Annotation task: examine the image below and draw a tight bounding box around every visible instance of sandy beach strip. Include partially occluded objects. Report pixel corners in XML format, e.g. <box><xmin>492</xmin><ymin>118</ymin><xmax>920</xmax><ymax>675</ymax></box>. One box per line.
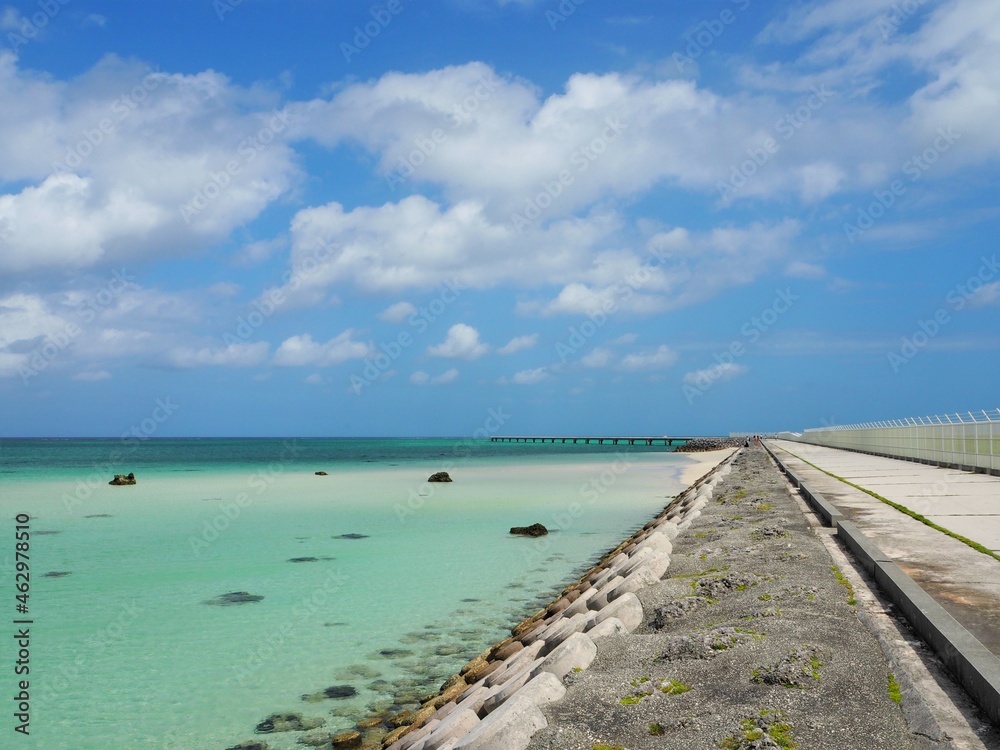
<box><xmin>678</xmin><ymin>448</ymin><xmax>737</xmax><ymax>485</ymax></box>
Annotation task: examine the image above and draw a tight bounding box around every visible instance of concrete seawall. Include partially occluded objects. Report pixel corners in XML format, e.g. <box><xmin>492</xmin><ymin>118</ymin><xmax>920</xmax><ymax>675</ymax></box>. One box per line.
<box><xmin>367</xmin><ymin>449</ymin><xmax>739</xmax><ymax>750</ymax></box>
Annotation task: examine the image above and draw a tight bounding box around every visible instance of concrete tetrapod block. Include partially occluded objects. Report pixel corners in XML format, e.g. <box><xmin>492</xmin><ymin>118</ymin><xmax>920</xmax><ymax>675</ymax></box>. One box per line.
<box><xmin>456</xmin><ymin>675</ymin><xmax>490</xmax><ymax>703</ymax></box>
<box><xmin>561</xmin><ymin>587</ymin><xmax>597</xmax><ymax>618</ymax></box>
<box><xmin>480</xmin><ymin>657</ymin><xmax>545</xmax><ymax>715</ymax></box>
<box><xmin>677</xmin><ymin>511</ymin><xmax>701</xmax><ymax>531</ymax></box>
<box><xmin>590</xmin><ymin>566</ymin><xmax>661</xmax><ymax>610</ymax></box>
<box><xmin>538</xmin><ymin>613</ymin><xmax>589</xmax><ymax>656</ymax></box>
<box><xmin>588</xmin><ymin>564</ymin><xmax>624</xmax><ymax>592</ymax></box>
<box><xmin>631</xmin><ymin>529</ymin><xmax>650</xmax><ymax>544</ymax></box>
<box><xmin>604</xmin><ymin>552</ymin><xmax>630</xmax><ymax>571</ymax></box>
<box><xmin>516</xmin><ymin>620</ymin><xmax>548</xmax><ymax>647</ymax></box>
<box><xmin>419</xmin><ymin>708</ymin><xmax>481</xmax><ymax>750</ymax></box>
<box><xmin>544</xmin><ymin>594</ymin><xmax>576</xmax><ymax>618</ymax></box>
<box><xmin>531</xmin><ymin>632</ymin><xmax>598</xmax><ymax>681</ymax></box>
<box><xmin>484</xmin><ymin>640</ymin><xmax>544</xmax><ymax>688</ymax></box>
<box><xmin>454</xmin><ymin>685</ymin><xmax>490</xmax><ymax>716</ymax></box>
<box><xmin>635</xmin><ymin>531</ymin><xmax>672</xmax><ymax>556</ymax></box>
<box><xmin>517</xmin><ymin>621</ymin><xmax>550</xmax><ymax>647</ymax></box>
<box><xmin>393</xmin><ymin>719</ymin><xmax>442</xmax><ymax>750</ymax></box>
<box><xmin>654</xmin><ymin>520</ymin><xmax>680</xmax><ymax>540</ymax></box>
<box><xmin>587</xmin><ymin>616</ymin><xmax>629</xmax><ymax>642</ymax></box>
<box><xmin>618</xmin><ymin>549</ymin><xmax>670</xmax><ymax>580</ymax></box>
<box><xmin>491</xmin><ymin>640</ymin><xmax>523</xmax><ymax>662</ymax></box>
<box><xmin>604</xmin><ymin>546</ymin><xmax>652</xmax><ymax>578</ymax></box>
<box><xmin>581</xmin><ymin>554</ymin><xmax>625</xmax><ymax>584</ymax></box>
<box><xmin>453</xmin><ymin>695</ymin><xmax>547</xmax><ymax>750</ymax></box>
<box><xmin>505</xmin><ymin>671</ymin><xmax>566</xmax><ymax>709</ymax></box>
<box><xmin>586</xmin><ymin>575</ymin><xmax>625</xmax><ymax>610</ymax></box>
<box><xmin>531</xmin><ymin>612</ymin><xmax>575</xmax><ymax>646</ymax></box>
<box><xmin>429</xmin><ymin>701</ymin><xmax>458</xmax><ymax>723</ymax></box>
<box><xmin>586</xmin><ymin>591</ymin><xmax>643</xmax><ymax>632</ymax></box>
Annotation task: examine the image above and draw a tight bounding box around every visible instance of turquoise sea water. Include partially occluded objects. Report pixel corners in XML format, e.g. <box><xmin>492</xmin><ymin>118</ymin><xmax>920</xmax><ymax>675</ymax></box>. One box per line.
<box><xmin>0</xmin><ymin>438</ymin><xmax>695</xmax><ymax>750</ymax></box>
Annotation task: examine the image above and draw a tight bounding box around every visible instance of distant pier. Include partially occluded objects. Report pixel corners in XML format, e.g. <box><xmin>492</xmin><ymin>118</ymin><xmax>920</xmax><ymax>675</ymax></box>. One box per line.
<box><xmin>490</xmin><ymin>436</ymin><xmax>695</xmax><ymax>446</ymax></box>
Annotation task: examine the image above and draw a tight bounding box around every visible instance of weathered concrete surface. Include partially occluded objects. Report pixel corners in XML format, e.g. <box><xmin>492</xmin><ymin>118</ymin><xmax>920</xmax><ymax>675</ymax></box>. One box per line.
<box><xmin>771</xmin><ymin>440</ymin><xmax>1000</xmax><ymax>659</ymax></box>
<box><xmin>772</xmin><ymin>440</ymin><xmax>1000</xmax><ymax>551</ymax></box>
<box><xmin>812</xmin><ymin>512</ymin><xmax>1000</xmax><ymax>750</ymax></box>
<box><xmin>527</xmin><ymin>448</ymin><xmax>928</xmax><ymax>750</ymax></box>
<box><xmin>455</xmin><ymin>695</ymin><xmax>546</xmax><ymax>750</ymax></box>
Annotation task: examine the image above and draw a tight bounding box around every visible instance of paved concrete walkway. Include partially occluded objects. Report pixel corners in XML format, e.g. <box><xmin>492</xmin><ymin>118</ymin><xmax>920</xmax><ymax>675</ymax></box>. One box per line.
<box><xmin>770</xmin><ymin>440</ymin><xmax>1000</xmax><ymax>659</ymax></box>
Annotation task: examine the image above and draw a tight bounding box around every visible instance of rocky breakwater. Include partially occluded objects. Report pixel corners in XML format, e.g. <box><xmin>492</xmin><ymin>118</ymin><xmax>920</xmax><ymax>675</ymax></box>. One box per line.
<box><xmin>675</xmin><ymin>438</ymin><xmax>743</xmax><ymax>453</ymax></box>
<box><xmin>367</xmin><ymin>452</ymin><xmax>737</xmax><ymax>750</ymax></box>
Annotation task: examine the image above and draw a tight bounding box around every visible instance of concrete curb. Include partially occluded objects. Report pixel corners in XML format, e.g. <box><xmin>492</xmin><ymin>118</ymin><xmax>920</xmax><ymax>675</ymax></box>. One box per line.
<box><xmin>874</xmin><ymin>561</ymin><xmax>1000</xmax><ymax>728</ymax></box>
<box><xmin>836</xmin><ymin>521</ymin><xmax>892</xmax><ymax>578</ymax></box>
<box><xmin>765</xmin><ymin>441</ymin><xmax>1000</xmax><ymax>729</ymax></box>
<box><xmin>763</xmin><ymin>443</ymin><xmax>844</xmax><ymax>526</ymax></box>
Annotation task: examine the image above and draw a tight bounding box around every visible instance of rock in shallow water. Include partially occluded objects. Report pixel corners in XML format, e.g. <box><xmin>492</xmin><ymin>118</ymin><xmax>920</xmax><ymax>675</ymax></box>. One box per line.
<box><xmin>298</xmin><ymin>730</ymin><xmax>333</xmax><ymax>747</ymax></box>
<box><xmin>204</xmin><ymin>591</ymin><xmax>264</xmax><ymax>606</ymax></box>
<box><xmin>324</xmin><ymin>685</ymin><xmax>358</xmax><ymax>699</ymax></box>
<box><xmin>301</xmin><ymin>684</ymin><xmax>357</xmax><ymax>702</ymax></box>
<box><xmin>331</xmin><ymin>730</ymin><xmax>362</xmax><ymax>749</ymax></box>
<box><xmin>109</xmin><ymin>472</ymin><xmax>136</xmax><ymax>485</ymax></box>
<box><xmin>427</xmin><ymin>471</ymin><xmax>453</xmax><ymax>482</ymax></box>
<box><xmin>254</xmin><ymin>712</ymin><xmax>324</xmax><ymax>733</ymax></box>
<box><xmin>509</xmin><ymin>523</ymin><xmax>548</xmax><ymax>537</ymax></box>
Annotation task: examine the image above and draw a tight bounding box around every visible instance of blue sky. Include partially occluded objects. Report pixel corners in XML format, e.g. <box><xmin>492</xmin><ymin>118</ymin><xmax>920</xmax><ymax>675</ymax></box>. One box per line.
<box><xmin>0</xmin><ymin>0</ymin><xmax>998</xmax><ymax>438</ymax></box>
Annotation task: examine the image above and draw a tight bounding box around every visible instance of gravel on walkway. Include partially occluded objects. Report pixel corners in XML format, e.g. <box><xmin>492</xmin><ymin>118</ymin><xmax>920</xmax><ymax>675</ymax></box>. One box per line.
<box><xmin>528</xmin><ymin>447</ymin><xmax>923</xmax><ymax>750</ymax></box>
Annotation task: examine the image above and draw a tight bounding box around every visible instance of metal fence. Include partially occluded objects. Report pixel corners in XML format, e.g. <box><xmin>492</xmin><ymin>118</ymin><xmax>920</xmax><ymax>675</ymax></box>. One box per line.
<box><xmin>796</xmin><ymin>409</ymin><xmax>1000</xmax><ymax>473</ymax></box>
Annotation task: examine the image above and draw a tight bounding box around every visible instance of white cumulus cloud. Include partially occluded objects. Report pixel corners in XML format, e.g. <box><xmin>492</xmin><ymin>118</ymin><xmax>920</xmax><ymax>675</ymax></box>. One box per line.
<box><xmin>968</xmin><ymin>281</ymin><xmax>1000</xmax><ymax>308</ymax></box>
<box><xmin>428</xmin><ymin>323</ymin><xmax>489</xmax><ymax>359</ymax></box>
<box><xmin>72</xmin><ymin>370</ymin><xmax>112</xmax><ymax>381</ymax></box>
<box><xmin>411</xmin><ymin>368</ymin><xmax>459</xmax><ymax>385</ymax></box>
<box><xmin>512</xmin><ymin>367</ymin><xmax>550</xmax><ymax>385</ymax></box>
<box><xmin>379</xmin><ymin>301</ymin><xmax>417</xmax><ymax>323</ymax></box>
<box><xmin>168</xmin><ymin>342</ymin><xmax>270</xmax><ymax>368</ymax></box>
<box><xmin>581</xmin><ymin>347</ymin><xmax>614</xmax><ymax>368</ymax></box>
<box><xmin>498</xmin><ymin>334</ymin><xmax>538</xmax><ymax>355</ymax></box>
<box><xmin>273</xmin><ymin>331</ymin><xmax>371</xmax><ymax>367</ymax></box>
<box><xmin>619</xmin><ymin>345</ymin><xmax>677</xmax><ymax>371</ymax></box>
<box><xmin>0</xmin><ymin>53</ymin><xmax>300</xmax><ymax>273</ymax></box>
<box><xmin>683</xmin><ymin>363</ymin><xmax>749</xmax><ymax>386</ymax></box>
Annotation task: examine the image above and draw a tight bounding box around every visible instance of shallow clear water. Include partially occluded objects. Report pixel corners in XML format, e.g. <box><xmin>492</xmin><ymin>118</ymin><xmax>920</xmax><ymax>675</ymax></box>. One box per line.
<box><xmin>0</xmin><ymin>439</ymin><xmax>693</xmax><ymax>749</ymax></box>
